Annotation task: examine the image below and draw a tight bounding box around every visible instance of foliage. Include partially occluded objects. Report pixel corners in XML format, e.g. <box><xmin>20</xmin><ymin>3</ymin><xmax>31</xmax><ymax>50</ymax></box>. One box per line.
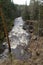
<box><xmin>22</xmin><ymin>4</ymin><xmax>30</xmax><ymax>20</ymax></box>
<box><xmin>30</xmin><ymin>0</ymin><xmax>43</xmax><ymax>35</ymax></box>
<box><xmin>30</xmin><ymin>0</ymin><xmax>39</xmax><ymax>20</ymax></box>
<box><xmin>0</xmin><ymin>0</ymin><xmax>18</xmax><ymax>45</ymax></box>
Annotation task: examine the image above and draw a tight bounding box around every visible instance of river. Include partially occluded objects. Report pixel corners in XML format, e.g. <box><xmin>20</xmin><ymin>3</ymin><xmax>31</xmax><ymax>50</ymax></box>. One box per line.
<box><xmin>0</xmin><ymin>17</ymin><xmax>31</xmax><ymax>61</ymax></box>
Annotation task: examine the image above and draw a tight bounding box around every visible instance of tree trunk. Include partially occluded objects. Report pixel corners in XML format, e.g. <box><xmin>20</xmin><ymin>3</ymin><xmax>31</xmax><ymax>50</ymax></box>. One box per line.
<box><xmin>0</xmin><ymin>5</ymin><xmax>11</xmax><ymax>53</ymax></box>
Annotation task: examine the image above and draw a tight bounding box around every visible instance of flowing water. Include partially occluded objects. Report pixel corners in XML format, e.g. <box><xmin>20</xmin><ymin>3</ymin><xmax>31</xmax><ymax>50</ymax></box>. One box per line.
<box><xmin>9</xmin><ymin>17</ymin><xmax>30</xmax><ymax>48</ymax></box>
<box><xmin>0</xmin><ymin>17</ymin><xmax>31</xmax><ymax>61</ymax></box>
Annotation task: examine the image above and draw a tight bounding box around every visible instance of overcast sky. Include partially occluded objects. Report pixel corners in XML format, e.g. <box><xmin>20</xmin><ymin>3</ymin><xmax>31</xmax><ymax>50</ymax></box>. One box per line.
<box><xmin>13</xmin><ymin>0</ymin><xmax>30</xmax><ymax>5</ymax></box>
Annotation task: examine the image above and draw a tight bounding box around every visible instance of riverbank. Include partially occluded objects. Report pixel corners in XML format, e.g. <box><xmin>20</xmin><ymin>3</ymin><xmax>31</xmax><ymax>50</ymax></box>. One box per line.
<box><xmin>0</xmin><ymin>36</ymin><xmax>43</xmax><ymax>65</ymax></box>
<box><xmin>0</xmin><ymin>19</ymin><xmax>14</xmax><ymax>54</ymax></box>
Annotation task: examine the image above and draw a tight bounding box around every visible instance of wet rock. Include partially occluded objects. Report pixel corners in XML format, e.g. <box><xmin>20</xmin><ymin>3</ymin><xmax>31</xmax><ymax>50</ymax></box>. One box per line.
<box><xmin>36</xmin><ymin>51</ymin><xmax>40</xmax><ymax>56</ymax></box>
<box><xmin>31</xmin><ymin>35</ymin><xmax>37</xmax><ymax>40</ymax></box>
<box><xmin>0</xmin><ymin>45</ymin><xmax>6</xmax><ymax>54</ymax></box>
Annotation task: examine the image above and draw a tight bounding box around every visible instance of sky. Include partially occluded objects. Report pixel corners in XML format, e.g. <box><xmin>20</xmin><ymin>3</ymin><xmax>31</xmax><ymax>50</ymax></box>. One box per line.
<box><xmin>13</xmin><ymin>0</ymin><xmax>30</xmax><ymax>5</ymax></box>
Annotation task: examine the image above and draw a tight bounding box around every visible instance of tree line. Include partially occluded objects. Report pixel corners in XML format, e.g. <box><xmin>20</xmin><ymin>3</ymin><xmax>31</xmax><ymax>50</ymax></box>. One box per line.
<box><xmin>0</xmin><ymin>0</ymin><xmax>21</xmax><ymax>52</ymax></box>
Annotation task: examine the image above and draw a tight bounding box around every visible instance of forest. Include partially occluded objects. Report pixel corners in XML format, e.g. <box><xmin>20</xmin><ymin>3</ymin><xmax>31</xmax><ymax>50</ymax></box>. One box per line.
<box><xmin>0</xmin><ymin>0</ymin><xmax>43</xmax><ymax>65</ymax></box>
